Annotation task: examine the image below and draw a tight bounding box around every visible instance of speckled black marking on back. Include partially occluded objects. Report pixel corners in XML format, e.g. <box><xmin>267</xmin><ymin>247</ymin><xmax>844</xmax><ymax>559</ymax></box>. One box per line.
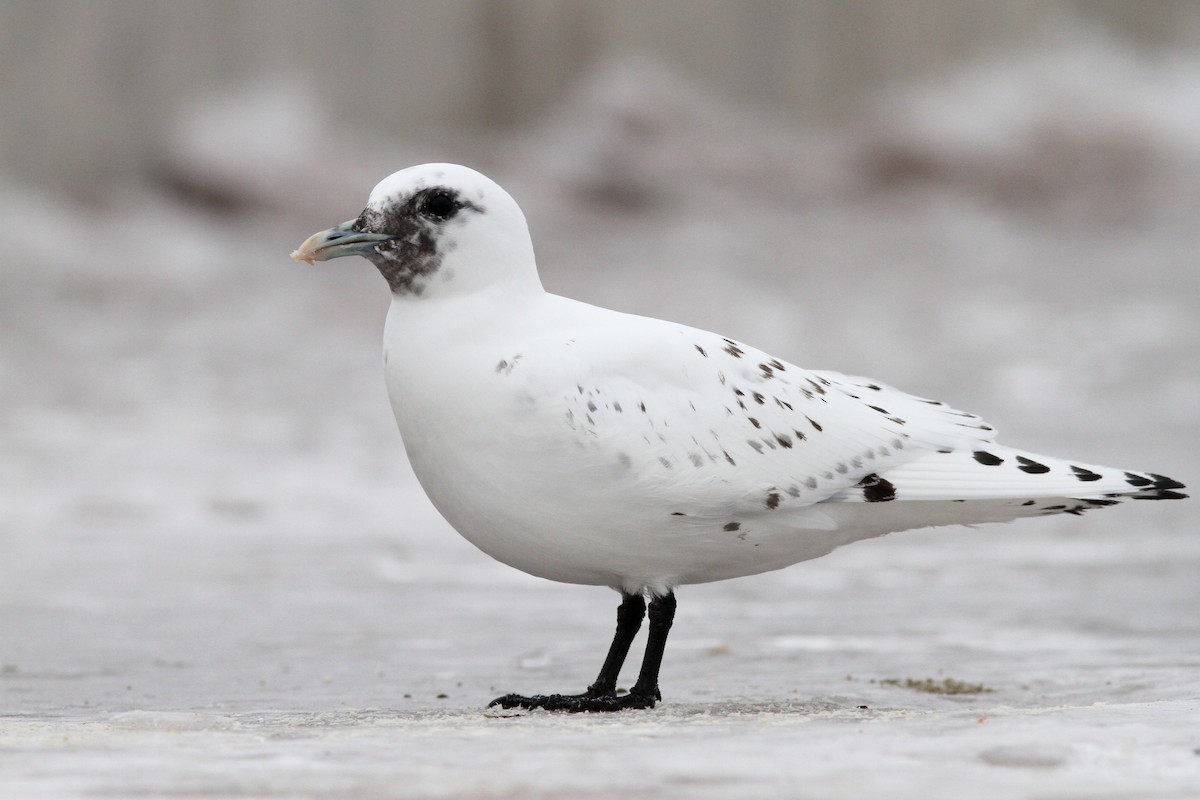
<box><xmin>973</xmin><ymin>450</ymin><xmax>1004</xmax><ymax>466</ymax></box>
<box><xmin>355</xmin><ymin>187</ymin><xmax>484</xmax><ymax>295</ymax></box>
<box><xmin>723</xmin><ymin>522</ymin><xmax>741</xmax><ymax>532</ymax></box>
<box><xmin>765</xmin><ymin>491</ymin><xmax>781</xmax><ymax>510</ymax></box>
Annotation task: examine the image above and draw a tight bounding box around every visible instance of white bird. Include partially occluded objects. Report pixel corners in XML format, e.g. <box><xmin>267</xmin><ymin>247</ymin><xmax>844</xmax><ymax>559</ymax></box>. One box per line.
<box><xmin>292</xmin><ymin>163</ymin><xmax>1186</xmax><ymax>712</ymax></box>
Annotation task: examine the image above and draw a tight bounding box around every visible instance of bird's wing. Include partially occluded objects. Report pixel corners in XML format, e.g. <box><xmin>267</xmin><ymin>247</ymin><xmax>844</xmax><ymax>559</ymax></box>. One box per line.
<box><xmin>518</xmin><ymin>310</ymin><xmax>996</xmax><ymax>522</ymax></box>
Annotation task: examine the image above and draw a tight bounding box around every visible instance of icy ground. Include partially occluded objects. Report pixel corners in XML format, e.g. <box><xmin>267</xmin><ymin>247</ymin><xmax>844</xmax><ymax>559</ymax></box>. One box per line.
<box><xmin>2</xmin><ymin>45</ymin><xmax>1199</xmax><ymax>798</ymax></box>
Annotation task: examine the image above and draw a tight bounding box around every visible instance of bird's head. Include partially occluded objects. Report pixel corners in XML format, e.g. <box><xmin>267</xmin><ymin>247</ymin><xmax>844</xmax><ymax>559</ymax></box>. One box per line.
<box><xmin>292</xmin><ymin>163</ymin><xmax>539</xmax><ymax>298</ymax></box>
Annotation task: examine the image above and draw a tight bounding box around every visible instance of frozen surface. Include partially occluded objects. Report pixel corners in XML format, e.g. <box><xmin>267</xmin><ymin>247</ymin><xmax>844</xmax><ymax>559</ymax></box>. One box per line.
<box><xmin>2</xmin><ymin>45</ymin><xmax>1199</xmax><ymax>798</ymax></box>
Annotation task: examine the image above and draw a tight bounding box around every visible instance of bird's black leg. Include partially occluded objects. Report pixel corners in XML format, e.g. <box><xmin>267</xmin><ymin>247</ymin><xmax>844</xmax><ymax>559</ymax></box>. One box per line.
<box><xmin>586</xmin><ymin>592</ymin><xmax>647</xmax><ymax>697</ymax></box>
<box><xmin>626</xmin><ymin>591</ymin><xmax>676</xmax><ymax>705</ymax></box>
<box><xmin>489</xmin><ymin>591</ymin><xmax>676</xmax><ymax>712</ymax></box>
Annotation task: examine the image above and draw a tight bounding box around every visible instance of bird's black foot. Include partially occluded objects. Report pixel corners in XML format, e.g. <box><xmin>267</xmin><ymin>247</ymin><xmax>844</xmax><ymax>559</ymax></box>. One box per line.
<box><xmin>488</xmin><ymin>689</ymin><xmax>658</xmax><ymax>712</ymax></box>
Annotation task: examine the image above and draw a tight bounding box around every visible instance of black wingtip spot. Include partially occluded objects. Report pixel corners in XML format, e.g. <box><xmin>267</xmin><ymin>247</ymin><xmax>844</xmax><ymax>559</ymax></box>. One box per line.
<box><xmin>1137</xmin><ymin>490</ymin><xmax>1188</xmax><ymax>501</ymax></box>
<box><xmin>973</xmin><ymin>450</ymin><xmax>1004</xmax><ymax>466</ymax></box>
<box><xmin>1124</xmin><ymin>472</ymin><xmax>1153</xmax><ymax>487</ymax></box>
<box><xmin>1016</xmin><ymin>456</ymin><xmax>1051</xmax><ymax>474</ymax></box>
<box><xmin>1149</xmin><ymin>473</ymin><xmax>1186</xmax><ymax>491</ymax></box>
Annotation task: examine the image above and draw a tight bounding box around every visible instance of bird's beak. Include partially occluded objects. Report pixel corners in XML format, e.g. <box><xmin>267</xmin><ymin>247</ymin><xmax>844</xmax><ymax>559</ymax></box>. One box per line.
<box><xmin>291</xmin><ymin>219</ymin><xmax>395</xmax><ymax>264</ymax></box>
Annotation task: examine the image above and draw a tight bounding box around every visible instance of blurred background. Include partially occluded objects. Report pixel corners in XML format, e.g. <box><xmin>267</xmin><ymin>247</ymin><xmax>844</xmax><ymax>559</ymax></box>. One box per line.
<box><xmin>2</xmin><ymin>2</ymin><xmax>1199</xmax><ymax>794</ymax></box>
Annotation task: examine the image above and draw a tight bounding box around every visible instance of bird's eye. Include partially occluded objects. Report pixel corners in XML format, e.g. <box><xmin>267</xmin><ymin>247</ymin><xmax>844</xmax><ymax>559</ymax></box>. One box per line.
<box><xmin>422</xmin><ymin>191</ymin><xmax>460</xmax><ymax>220</ymax></box>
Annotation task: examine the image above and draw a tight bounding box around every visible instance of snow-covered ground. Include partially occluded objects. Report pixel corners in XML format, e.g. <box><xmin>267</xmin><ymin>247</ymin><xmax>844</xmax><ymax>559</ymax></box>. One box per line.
<box><xmin>2</xmin><ymin>43</ymin><xmax>1198</xmax><ymax>799</ymax></box>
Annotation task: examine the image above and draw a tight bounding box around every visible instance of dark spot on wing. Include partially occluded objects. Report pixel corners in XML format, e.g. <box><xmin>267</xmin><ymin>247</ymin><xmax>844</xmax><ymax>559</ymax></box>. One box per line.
<box><xmin>807</xmin><ymin>417</ymin><xmax>823</xmax><ymax>432</ymax></box>
<box><xmin>1124</xmin><ymin>472</ymin><xmax>1152</xmax><ymax>487</ymax></box>
<box><xmin>658</xmin><ymin>457</ymin><xmax>672</xmax><ymax>469</ymax></box>
<box><xmin>758</xmin><ymin>364</ymin><xmax>774</xmax><ymax>379</ymax></box>
<box><xmin>748</xmin><ymin>417</ymin><xmax>761</xmax><ymax>429</ymax></box>
<box><xmin>859</xmin><ymin>474</ymin><xmax>897</xmax><ymax>502</ymax></box>
<box><xmin>722</xmin><ymin>339</ymin><xmax>744</xmax><ymax>358</ymax></box>
<box><xmin>723</xmin><ymin>450</ymin><xmax>736</xmax><ymax>466</ymax></box>
<box><xmin>587</xmin><ymin>400</ymin><xmax>597</xmax><ymax>412</ymax></box>
<box><xmin>752</xmin><ymin>392</ymin><xmax>765</xmax><ymax>405</ymax></box>
<box><xmin>775</xmin><ymin>433</ymin><xmax>793</xmax><ymax>449</ymax></box>
<box><xmin>670</xmin><ymin>512</ymin><xmax>686</xmax><ymax>516</ymax></box>
<box><xmin>694</xmin><ymin>344</ymin><xmax>708</xmax><ymax>357</ymax></box>
<box><xmin>723</xmin><ymin>522</ymin><xmax>741</xmax><ymax>532</ymax></box>
<box><xmin>748</xmin><ymin>440</ymin><xmax>764</xmax><ymax>454</ymax></box>
<box><xmin>1016</xmin><ymin>456</ymin><xmax>1051</xmax><ymax>474</ymax></box>
<box><xmin>1071</xmin><ymin>465</ymin><xmax>1103</xmax><ymax>482</ymax></box>
<box><xmin>765</xmin><ymin>492</ymin><xmax>781</xmax><ymax>510</ymax></box>
<box><xmin>973</xmin><ymin>450</ymin><xmax>1004</xmax><ymax>466</ymax></box>
<box><xmin>613</xmin><ymin>401</ymin><xmax>623</xmax><ymax>413</ymax></box>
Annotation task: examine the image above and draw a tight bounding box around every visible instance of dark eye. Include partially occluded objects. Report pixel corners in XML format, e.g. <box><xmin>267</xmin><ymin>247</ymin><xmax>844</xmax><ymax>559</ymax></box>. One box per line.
<box><xmin>421</xmin><ymin>191</ymin><xmax>460</xmax><ymax>220</ymax></box>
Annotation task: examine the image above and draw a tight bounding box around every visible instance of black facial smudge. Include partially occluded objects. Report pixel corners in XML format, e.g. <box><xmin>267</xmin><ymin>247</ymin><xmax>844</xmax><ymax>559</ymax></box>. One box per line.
<box><xmin>356</xmin><ymin>187</ymin><xmax>484</xmax><ymax>295</ymax></box>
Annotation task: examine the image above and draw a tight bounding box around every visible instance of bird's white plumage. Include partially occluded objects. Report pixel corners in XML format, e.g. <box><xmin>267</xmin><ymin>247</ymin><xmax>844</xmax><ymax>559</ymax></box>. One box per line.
<box><xmin>321</xmin><ymin>164</ymin><xmax>1184</xmax><ymax>595</ymax></box>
